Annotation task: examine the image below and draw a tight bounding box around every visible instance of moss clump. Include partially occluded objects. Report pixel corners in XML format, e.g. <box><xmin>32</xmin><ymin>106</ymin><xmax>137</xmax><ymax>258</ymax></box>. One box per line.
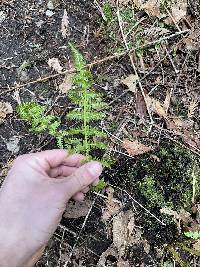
<box><xmin>139</xmin><ymin>175</ymin><xmax>165</xmax><ymax>208</ymax></box>
<box><xmin>102</xmin><ymin>2</ymin><xmax>113</xmax><ymax>24</ymax></box>
<box><xmin>136</xmin><ymin>144</ymin><xmax>198</xmax><ymax>210</ymax></box>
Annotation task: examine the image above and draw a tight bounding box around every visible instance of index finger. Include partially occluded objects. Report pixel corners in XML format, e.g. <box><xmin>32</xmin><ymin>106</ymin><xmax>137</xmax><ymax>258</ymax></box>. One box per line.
<box><xmin>33</xmin><ymin>150</ymin><xmax>84</xmax><ymax>170</ymax></box>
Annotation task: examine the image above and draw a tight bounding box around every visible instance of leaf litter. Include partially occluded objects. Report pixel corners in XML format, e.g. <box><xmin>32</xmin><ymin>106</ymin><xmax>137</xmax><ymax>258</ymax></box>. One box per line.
<box><xmin>122</xmin><ymin>139</ymin><xmax>152</xmax><ymax>156</ymax></box>
<box><xmin>48</xmin><ymin>58</ymin><xmax>63</xmax><ymax>73</ymax></box>
<box><xmin>0</xmin><ymin>102</ymin><xmax>13</xmax><ymax>124</ymax></box>
<box><xmin>64</xmin><ymin>199</ymin><xmax>93</xmax><ymax>219</ymax></box>
<box><xmin>58</xmin><ymin>73</ymin><xmax>73</xmax><ymax>94</ymax></box>
<box><xmin>98</xmin><ymin>187</ymin><xmax>149</xmax><ymax>267</ymax></box>
<box><xmin>61</xmin><ymin>9</ymin><xmax>70</xmax><ymax>38</ymax></box>
<box><xmin>132</xmin><ymin>0</ymin><xmax>187</xmax><ymax>23</ymax></box>
<box><xmin>121</xmin><ymin>74</ymin><xmax>138</xmax><ymax>93</ymax></box>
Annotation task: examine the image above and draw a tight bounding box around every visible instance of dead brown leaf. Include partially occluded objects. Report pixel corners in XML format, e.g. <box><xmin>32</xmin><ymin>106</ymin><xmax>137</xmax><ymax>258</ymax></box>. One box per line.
<box><xmin>184</xmin><ymin>29</ymin><xmax>200</xmax><ymax>51</ymax></box>
<box><xmin>48</xmin><ymin>58</ymin><xmax>63</xmax><ymax>74</ymax></box>
<box><xmin>99</xmin><ymin>190</ymin><xmax>149</xmax><ymax>267</ymax></box>
<box><xmin>121</xmin><ymin>74</ymin><xmax>138</xmax><ymax>93</ymax></box>
<box><xmin>135</xmin><ymin>91</ymin><xmax>147</xmax><ymax>119</ymax></box>
<box><xmin>113</xmin><ymin>210</ymin><xmax>140</xmax><ymax>252</ymax></box>
<box><xmin>142</xmin><ymin>0</ymin><xmax>161</xmax><ymax>17</ymax></box>
<box><xmin>61</xmin><ymin>9</ymin><xmax>70</xmax><ymax>38</ymax></box>
<box><xmin>188</xmin><ymin>99</ymin><xmax>199</xmax><ymax>118</ymax></box>
<box><xmin>145</xmin><ymin>95</ymin><xmax>167</xmax><ymax>118</ymax></box>
<box><xmin>166</xmin><ymin>117</ymin><xmax>200</xmax><ymax>149</ymax></box>
<box><xmin>102</xmin><ymin>187</ymin><xmax>122</xmax><ymax>221</ymax></box>
<box><xmin>58</xmin><ymin>73</ymin><xmax>73</xmax><ymax>94</ymax></box>
<box><xmin>122</xmin><ymin>139</ymin><xmax>152</xmax><ymax>156</ymax></box>
<box><xmin>0</xmin><ymin>102</ymin><xmax>13</xmax><ymax>124</ymax></box>
<box><xmin>160</xmin><ymin>207</ymin><xmax>192</xmax><ymax>231</ymax></box>
<box><xmin>171</xmin><ymin>0</ymin><xmax>187</xmax><ymax>23</ymax></box>
<box><xmin>64</xmin><ymin>199</ymin><xmax>92</xmax><ymax>219</ymax></box>
<box><xmin>193</xmin><ymin>240</ymin><xmax>200</xmax><ymax>251</ymax></box>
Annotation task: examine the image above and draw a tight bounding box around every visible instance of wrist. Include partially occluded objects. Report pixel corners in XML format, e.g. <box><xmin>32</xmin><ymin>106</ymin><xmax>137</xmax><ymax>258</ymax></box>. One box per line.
<box><xmin>0</xmin><ymin>229</ymin><xmax>29</xmax><ymax>267</ymax></box>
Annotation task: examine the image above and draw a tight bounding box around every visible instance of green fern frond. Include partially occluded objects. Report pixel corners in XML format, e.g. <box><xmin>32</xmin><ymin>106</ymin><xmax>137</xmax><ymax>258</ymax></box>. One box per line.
<box><xmin>17</xmin><ymin>102</ymin><xmax>46</xmax><ymax>121</ymax></box>
<box><xmin>184</xmin><ymin>231</ymin><xmax>200</xmax><ymax>239</ymax></box>
<box><xmin>66</xmin><ymin>127</ymin><xmax>106</xmax><ymax>138</ymax></box>
<box><xmin>17</xmin><ymin>45</ymin><xmax>112</xmax><ymax>191</ymax></box>
<box><xmin>66</xmin><ymin>111</ymin><xmax>106</xmax><ymax>121</ymax></box>
<box><xmin>17</xmin><ymin>102</ymin><xmax>61</xmax><ymax>136</ymax></box>
<box><xmin>91</xmin><ymin>178</ymin><xmax>107</xmax><ymax>192</ymax></box>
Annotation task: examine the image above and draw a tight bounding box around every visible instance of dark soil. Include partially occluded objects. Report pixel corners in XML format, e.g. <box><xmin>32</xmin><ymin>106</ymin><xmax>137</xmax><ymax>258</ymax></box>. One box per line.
<box><xmin>0</xmin><ymin>0</ymin><xmax>200</xmax><ymax>266</ymax></box>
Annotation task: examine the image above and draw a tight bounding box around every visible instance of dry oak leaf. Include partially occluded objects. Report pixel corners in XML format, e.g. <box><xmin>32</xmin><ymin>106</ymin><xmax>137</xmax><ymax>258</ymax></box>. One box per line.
<box><xmin>142</xmin><ymin>0</ymin><xmax>161</xmax><ymax>17</ymax></box>
<box><xmin>122</xmin><ymin>139</ymin><xmax>152</xmax><ymax>156</ymax></box>
<box><xmin>145</xmin><ymin>95</ymin><xmax>167</xmax><ymax>118</ymax></box>
<box><xmin>132</xmin><ymin>0</ymin><xmax>161</xmax><ymax>17</ymax></box>
<box><xmin>121</xmin><ymin>74</ymin><xmax>138</xmax><ymax>93</ymax></box>
<box><xmin>0</xmin><ymin>102</ymin><xmax>13</xmax><ymax>124</ymax></box>
<box><xmin>48</xmin><ymin>58</ymin><xmax>63</xmax><ymax>74</ymax></box>
<box><xmin>58</xmin><ymin>73</ymin><xmax>73</xmax><ymax>94</ymax></box>
<box><xmin>102</xmin><ymin>186</ymin><xmax>122</xmax><ymax>221</ymax></box>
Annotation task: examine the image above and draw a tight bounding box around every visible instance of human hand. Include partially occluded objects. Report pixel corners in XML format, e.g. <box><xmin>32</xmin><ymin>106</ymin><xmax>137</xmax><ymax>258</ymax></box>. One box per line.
<box><xmin>0</xmin><ymin>150</ymin><xmax>102</xmax><ymax>267</ymax></box>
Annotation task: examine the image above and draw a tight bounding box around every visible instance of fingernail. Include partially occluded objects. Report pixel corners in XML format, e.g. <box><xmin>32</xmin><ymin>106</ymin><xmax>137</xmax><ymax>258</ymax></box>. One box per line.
<box><xmin>87</xmin><ymin>162</ymin><xmax>102</xmax><ymax>177</ymax></box>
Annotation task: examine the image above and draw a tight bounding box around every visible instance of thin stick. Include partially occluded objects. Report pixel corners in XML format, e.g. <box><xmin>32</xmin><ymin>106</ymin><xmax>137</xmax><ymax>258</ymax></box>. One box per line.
<box><xmin>63</xmin><ymin>196</ymin><xmax>98</xmax><ymax>267</ymax></box>
<box><xmin>0</xmin><ymin>30</ymin><xmax>189</xmax><ymax>95</ymax></box>
<box><xmin>116</xmin><ymin>2</ymin><xmax>154</xmax><ymax>127</ymax></box>
<box><xmin>110</xmin><ymin>183</ymin><xmax>166</xmax><ymax>226</ymax></box>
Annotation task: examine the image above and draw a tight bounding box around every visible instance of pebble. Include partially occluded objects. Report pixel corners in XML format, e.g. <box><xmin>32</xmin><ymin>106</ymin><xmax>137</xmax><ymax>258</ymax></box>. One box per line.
<box><xmin>45</xmin><ymin>10</ymin><xmax>54</xmax><ymax>17</ymax></box>
<box><xmin>47</xmin><ymin>1</ymin><xmax>54</xmax><ymax>10</ymax></box>
<box><xmin>0</xmin><ymin>11</ymin><xmax>6</xmax><ymax>24</ymax></box>
<box><xmin>36</xmin><ymin>20</ymin><xmax>44</xmax><ymax>28</ymax></box>
<box><xmin>6</xmin><ymin>137</ymin><xmax>20</xmax><ymax>154</ymax></box>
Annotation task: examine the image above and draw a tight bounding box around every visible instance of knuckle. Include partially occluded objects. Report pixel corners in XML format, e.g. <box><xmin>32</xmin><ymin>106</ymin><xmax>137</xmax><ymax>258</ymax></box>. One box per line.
<box><xmin>73</xmin><ymin>172</ymin><xmax>87</xmax><ymax>189</ymax></box>
<box><xmin>57</xmin><ymin>166</ymin><xmax>64</xmax><ymax>177</ymax></box>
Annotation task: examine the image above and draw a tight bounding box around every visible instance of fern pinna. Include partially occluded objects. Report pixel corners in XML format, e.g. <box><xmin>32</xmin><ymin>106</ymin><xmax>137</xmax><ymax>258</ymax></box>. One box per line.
<box><xmin>17</xmin><ymin>43</ymin><xmax>111</xmax><ymax>171</ymax></box>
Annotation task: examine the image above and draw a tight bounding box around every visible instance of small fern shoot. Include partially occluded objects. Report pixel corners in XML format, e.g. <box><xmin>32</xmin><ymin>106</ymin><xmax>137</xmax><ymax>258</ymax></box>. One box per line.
<box><xmin>184</xmin><ymin>231</ymin><xmax>200</xmax><ymax>239</ymax></box>
<box><xmin>17</xmin><ymin>44</ymin><xmax>111</xmax><ymax>190</ymax></box>
<box><xmin>63</xmin><ymin>43</ymin><xmax>110</xmax><ymax>166</ymax></box>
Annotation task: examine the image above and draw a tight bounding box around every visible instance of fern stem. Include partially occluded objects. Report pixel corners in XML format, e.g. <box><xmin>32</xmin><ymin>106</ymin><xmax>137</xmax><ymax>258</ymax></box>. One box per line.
<box><xmin>83</xmin><ymin>83</ymin><xmax>89</xmax><ymax>157</ymax></box>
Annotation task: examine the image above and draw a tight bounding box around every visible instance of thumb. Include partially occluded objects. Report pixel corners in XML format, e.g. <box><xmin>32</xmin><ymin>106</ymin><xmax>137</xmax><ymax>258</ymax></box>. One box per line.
<box><xmin>62</xmin><ymin>161</ymin><xmax>103</xmax><ymax>199</ymax></box>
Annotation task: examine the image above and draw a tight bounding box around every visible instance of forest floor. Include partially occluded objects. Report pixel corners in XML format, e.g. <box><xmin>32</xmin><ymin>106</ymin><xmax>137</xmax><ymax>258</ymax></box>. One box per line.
<box><xmin>0</xmin><ymin>0</ymin><xmax>200</xmax><ymax>266</ymax></box>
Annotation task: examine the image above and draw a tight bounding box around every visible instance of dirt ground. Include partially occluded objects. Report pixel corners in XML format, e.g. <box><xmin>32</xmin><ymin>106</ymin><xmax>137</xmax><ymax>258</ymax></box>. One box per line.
<box><xmin>0</xmin><ymin>0</ymin><xmax>200</xmax><ymax>266</ymax></box>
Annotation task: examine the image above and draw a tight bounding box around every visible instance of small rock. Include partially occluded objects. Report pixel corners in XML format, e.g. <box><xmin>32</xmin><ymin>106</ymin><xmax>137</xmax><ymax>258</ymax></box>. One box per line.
<box><xmin>47</xmin><ymin>1</ymin><xmax>54</xmax><ymax>10</ymax></box>
<box><xmin>6</xmin><ymin>137</ymin><xmax>20</xmax><ymax>154</ymax></box>
<box><xmin>0</xmin><ymin>11</ymin><xmax>6</xmax><ymax>24</ymax></box>
<box><xmin>46</xmin><ymin>10</ymin><xmax>54</xmax><ymax>17</ymax></box>
<box><xmin>36</xmin><ymin>20</ymin><xmax>44</xmax><ymax>28</ymax></box>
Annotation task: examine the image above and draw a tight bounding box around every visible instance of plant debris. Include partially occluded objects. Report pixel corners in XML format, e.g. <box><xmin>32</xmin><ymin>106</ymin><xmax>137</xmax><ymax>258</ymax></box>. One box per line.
<box><xmin>0</xmin><ymin>102</ymin><xmax>13</xmax><ymax>124</ymax></box>
<box><xmin>122</xmin><ymin>139</ymin><xmax>152</xmax><ymax>156</ymax></box>
<box><xmin>121</xmin><ymin>74</ymin><xmax>138</xmax><ymax>93</ymax></box>
<box><xmin>61</xmin><ymin>9</ymin><xmax>70</xmax><ymax>38</ymax></box>
<box><xmin>64</xmin><ymin>199</ymin><xmax>93</xmax><ymax>219</ymax></box>
<box><xmin>48</xmin><ymin>58</ymin><xmax>63</xmax><ymax>74</ymax></box>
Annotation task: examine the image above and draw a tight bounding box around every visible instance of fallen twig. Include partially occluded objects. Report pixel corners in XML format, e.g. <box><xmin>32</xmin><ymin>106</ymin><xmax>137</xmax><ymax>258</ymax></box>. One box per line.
<box><xmin>0</xmin><ymin>30</ymin><xmax>189</xmax><ymax>96</ymax></box>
